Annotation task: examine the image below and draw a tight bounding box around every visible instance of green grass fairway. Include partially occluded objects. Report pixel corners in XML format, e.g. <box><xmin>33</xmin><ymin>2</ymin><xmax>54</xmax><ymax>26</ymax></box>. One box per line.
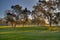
<box><xmin>0</xmin><ymin>26</ymin><xmax>60</xmax><ymax>40</ymax></box>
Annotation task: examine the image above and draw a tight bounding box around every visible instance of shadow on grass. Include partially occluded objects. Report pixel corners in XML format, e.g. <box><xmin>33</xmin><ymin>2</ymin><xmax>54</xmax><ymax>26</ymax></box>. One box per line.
<box><xmin>0</xmin><ymin>26</ymin><xmax>48</xmax><ymax>32</ymax></box>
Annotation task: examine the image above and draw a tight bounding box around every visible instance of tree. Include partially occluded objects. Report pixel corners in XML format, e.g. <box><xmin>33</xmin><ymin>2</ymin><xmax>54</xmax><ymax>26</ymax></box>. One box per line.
<box><xmin>11</xmin><ymin>4</ymin><xmax>22</xmax><ymax>20</ymax></box>
<box><xmin>11</xmin><ymin>5</ymin><xmax>31</xmax><ymax>27</ymax></box>
<box><xmin>32</xmin><ymin>0</ymin><xmax>49</xmax><ymax>26</ymax></box>
<box><xmin>32</xmin><ymin>0</ymin><xmax>60</xmax><ymax>27</ymax></box>
<box><xmin>5</xmin><ymin>10</ymin><xmax>17</xmax><ymax>28</ymax></box>
<box><xmin>21</xmin><ymin>8</ymin><xmax>31</xmax><ymax>27</ymax></box>
<box><xmin>0</xmin><ymin>18</ymin><xmax>3</xmax><ymax>24</ymax></box>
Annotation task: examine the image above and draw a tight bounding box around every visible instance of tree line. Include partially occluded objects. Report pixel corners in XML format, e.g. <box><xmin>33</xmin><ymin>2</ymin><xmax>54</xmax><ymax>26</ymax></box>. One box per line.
<box><xmin>1</xmin><ymin>0</ymin><xmax>60</xmax><ymax>28</ymax></box>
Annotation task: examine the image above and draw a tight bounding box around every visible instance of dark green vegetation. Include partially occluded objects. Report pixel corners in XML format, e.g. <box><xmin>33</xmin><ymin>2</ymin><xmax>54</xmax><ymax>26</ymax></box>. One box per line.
<box><xmin>0</xmin><ymin>26</ymin><xmax>60</xmax><ymax>40</ymax></box>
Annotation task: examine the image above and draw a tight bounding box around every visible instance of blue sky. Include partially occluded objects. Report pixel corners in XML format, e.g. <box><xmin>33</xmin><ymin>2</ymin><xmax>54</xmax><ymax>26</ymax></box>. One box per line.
<box><xmin>0</xmin><ymin>0</ymin><xmax>38</xmax><ymax>18</ymax></box>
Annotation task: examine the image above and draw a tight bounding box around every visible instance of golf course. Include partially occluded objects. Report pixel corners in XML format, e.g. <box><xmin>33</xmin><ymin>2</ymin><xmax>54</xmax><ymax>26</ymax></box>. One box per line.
<box><xmin>0</xmin><ymin>26</ymin><xmax>60</xmax><ymax>40</ymax></box>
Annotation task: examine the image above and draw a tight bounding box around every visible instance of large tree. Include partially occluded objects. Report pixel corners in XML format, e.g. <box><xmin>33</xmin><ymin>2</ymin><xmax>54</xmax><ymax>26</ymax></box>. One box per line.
<box><xmin>11</xmin><ymin>5</ymin><xmax>31</xmax><ymax>27</ymax></box>
<box><xmin>5</xmin><ymin>10</ymin><xmax>17</xmax><ymax>28</ymax></box>
<box><xmin>21</xmin><ymin>8</ymin><xmax>31</xmax><ymax>27</ymax></box>
<box><xmin>32</xmin><ymin>0</ymin><xmax>60</xmax><ymax>27</ymax></box>
<box><xmin>11</xmin><ymin>5</ymin><xmax>22</xmax><ymax>20</ymax></box>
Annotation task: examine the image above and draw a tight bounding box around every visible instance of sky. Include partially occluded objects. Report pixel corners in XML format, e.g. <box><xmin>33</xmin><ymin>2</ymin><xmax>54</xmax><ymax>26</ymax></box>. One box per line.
<box><xmin>0</xmin><ymin>0</ymin><xmax>38</xmax><ymax>18</ymax></box>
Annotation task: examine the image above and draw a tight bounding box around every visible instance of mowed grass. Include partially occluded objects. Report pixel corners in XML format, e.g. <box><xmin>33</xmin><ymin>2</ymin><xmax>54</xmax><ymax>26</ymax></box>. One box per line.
<box><xmin>0</xmin><ymin>26</ymin><xmax>60</xmax><ymax>40</ymax></box>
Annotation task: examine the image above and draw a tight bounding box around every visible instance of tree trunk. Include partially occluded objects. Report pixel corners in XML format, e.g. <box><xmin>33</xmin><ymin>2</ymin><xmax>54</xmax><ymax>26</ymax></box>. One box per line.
<box><xmin>49</xmin><ymin>14</ymin><xmax>52</xmax><ymax>27</ymax></box>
